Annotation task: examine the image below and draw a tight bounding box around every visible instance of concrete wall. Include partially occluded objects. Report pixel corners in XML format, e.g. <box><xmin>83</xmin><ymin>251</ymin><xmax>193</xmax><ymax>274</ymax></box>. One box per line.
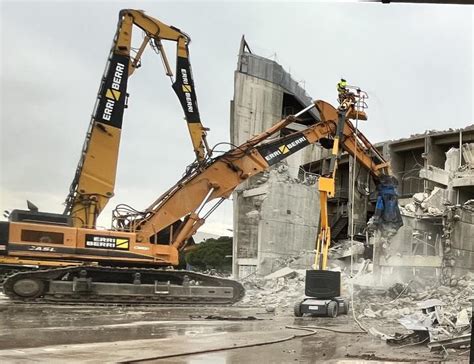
<box><xmin>230</xmin><ymin>37</ymin><xmax>474</xmax><ymax>281</ymax></box>
<box><xmin>233</xmin><ymin>166</ymin><xmax>319</xmax><ymax>277</ymax></box>
<box><xmin>231</xmin><ymin>73</ymin><xmax>284</xmax><ymax>147</ymax></box>
<box><xmin>231</xmin><ymin>40</ymin><xmax>323</xmax><ymax>278</ymax></box>
<box><xmin>373</xmin><ymin>215</ymin><xmax>444</xmax><ymax>284</ymax></box>
<box><xmin>451</xmin><ymin>207</ymin><xmax>474</xmax><ymax>275</ymax></box>
<box><xmin>231</xmin><ymin>72</ymin><xmax>322</xmax><ymax>179</ymax></box>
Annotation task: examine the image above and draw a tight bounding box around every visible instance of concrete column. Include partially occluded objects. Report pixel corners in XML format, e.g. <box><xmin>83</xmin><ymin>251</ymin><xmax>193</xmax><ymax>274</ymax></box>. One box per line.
<box><xmin>348</xmin><ymin>156</ymin><xmax>369</xmax><ymax>237</ymax></box>
<box><xmin>424</xmin><ymin>136</ymin><xmax>445</xmax><ymax>192</ymax></box>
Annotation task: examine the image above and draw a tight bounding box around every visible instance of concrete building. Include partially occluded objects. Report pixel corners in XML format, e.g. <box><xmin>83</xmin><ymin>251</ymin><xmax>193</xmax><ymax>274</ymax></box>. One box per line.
<box><xmin>302</xmin><ymin>127</ymin><xmax>474</xmax><ymax>284</ymax></box>
<box><xmin>372</xmin><ymin>128</ymin><xmax>474</xmax><ymax>283</ymax></box>
<box><xmin>230</xmin><ymin>38</ymin><xmax>474</xmax><ymax>283</ymax></box>
<box><xmin>230</xmin><ymin>38</ymin><xmax>322</xmax><ymax>278</ymax></box>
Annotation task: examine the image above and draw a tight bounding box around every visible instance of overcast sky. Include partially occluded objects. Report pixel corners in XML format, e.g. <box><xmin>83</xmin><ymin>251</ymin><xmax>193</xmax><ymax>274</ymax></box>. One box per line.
<box><xmin>1</xmin><ymin>1</ymin><xmax>473</xmax><ymax>235</ymax></box>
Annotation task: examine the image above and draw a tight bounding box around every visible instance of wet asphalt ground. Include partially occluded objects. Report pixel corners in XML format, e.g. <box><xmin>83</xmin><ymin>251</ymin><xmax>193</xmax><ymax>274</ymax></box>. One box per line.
<box><xmin>0</xmin><ymin>294</ymin><xmax>467</xmax><ymax>363</ymax></box>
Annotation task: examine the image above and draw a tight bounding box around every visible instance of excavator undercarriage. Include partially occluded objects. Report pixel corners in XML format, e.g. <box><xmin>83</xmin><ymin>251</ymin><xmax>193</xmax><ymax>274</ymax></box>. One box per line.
<box><xmin>3</xmin><ymin>266</ymin><xmax>244</xmax><ymax>305</ymax></box>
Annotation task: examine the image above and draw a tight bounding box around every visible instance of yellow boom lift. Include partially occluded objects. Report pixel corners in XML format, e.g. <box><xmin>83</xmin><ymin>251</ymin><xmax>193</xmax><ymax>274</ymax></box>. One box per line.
<box><xmin>295</xmin><ymin>87</ymin><xmax>402</xmax><ymax>317</ymax></box>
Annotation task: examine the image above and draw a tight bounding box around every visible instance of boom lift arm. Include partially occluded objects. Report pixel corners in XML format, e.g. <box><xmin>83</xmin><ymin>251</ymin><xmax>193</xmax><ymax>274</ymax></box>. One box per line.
<box><xmin>64</xmin><ymin>9</ymin><xmax>210</xmax><ymax>228</ymax></box>
<box><xmin>314</xmin><ymin>90</ymin><xmax>402</xmax><ymax>270</ymax></box>
<box><xmin>294</xmin><ymin>89</ymin><xmax>403</xmax><ymax>318</ymax></box>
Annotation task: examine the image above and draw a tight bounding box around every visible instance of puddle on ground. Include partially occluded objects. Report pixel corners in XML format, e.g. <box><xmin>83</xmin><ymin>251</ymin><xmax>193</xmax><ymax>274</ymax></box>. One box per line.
<box><xmin>0</xmin><ymin>315</ymin><xmax>262</xmax><ymax>350</ymax></box>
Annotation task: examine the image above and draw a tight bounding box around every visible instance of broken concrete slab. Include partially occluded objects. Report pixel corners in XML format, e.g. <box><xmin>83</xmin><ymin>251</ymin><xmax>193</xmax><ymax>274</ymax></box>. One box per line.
<box><xmin>413</xmin><ymin>192</ymin><xmax>428</xmax><ymax>204</ymax></box>
<box><xmin>420</xmin><ymin>166</ymin><xmax>449</xmax><ymax>187</ymax></box>
<box><xmin>263</xmin><ymin>267</ymin><xmax>297</xmax><ymax>281</ymax></box>
<box><xmin>454</xmin><ymin>309</ymin><xmax>470</xmax><ymax>327</ymax></box>
<box><xmin>420</xmin><ymin>187</ymin><xmax>444</xmax><ymax>211</ymax></box>
<box><xmin>445</xmin><ymin>147</ymin><xmax>460</xmax><ymax>173</ymax></box>
<box><xmin>452</xmin><ymin>173</ymin><xmax>474</xmax><ymax>188</ymax></box>
<box><xmin>368</xmin><ymin>327</ymin><xmax>394</xmax><ymax>341</ymax></box>
<box><xmin>427</xmin><ymin>334</ymin><xmax>471</xmax><ymax>351</ymax></box>
<box><xmin>417</xmin><ymin>299</ymin><xmax>444</xmax><ymax>309</ymax></box>
<box><xmin>329</xmin><ymin>240</ymin><xmax>365</xmax><ymax>259</ymax></box>
<box><xmin>243</xmin><ymin>186</ymin><xmax>268</xmax><ymax>198</ymax></box>
<box><xmin>363</xmin><ymin>308</ymin><xmax>377</xmax><ymax>318</ymax></box>
<box><xmin>461</xmin><ymin>143</ymin><xmax>474</xmax><ymax>167</ymax></box>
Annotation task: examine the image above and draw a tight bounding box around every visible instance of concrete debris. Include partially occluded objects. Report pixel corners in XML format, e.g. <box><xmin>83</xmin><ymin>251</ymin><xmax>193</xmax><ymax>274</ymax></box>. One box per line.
<box><xmin>427</xmin><ymin>334</ymin><xmax>472</xmax><ymax>351</ymax></box>
<box><xmin>463</xmin><ymin>199</ymin><xmax>474</xmax><ymax>212</ymax></box>
<box><xmin>355</xmin><ymin>273</ymin><xmax>473</xmax><ymax>351</ymax></box>
<box><xmin>400</xmin><ymin>187</ymin><xmax>444</xmax><ymax>217</ymax></box>
<box><xmin>387</xmin><ymin>282</ymin><xmax>412</xmax><ymax>300</ymax></box>
<box><xmin>329</xmin><ymin>240</ymin><xmax>365</xmax><ymax>259</ymax></box>
<box><xmin>412</xmin><ymin>192</ymin><xmax>427</xmax><ymax>204</ymax></box>
<box><xmin>386</xmin><ymin>331</ymin><xmax>429</xmax><ymax>346</ymax></box>
<box><xmin>363</xmin><ymin>308</ymin><xmax>380</xmax><ymax>318</ymax></box>
<box><xmin>445</xmin><ymin>147</ymin><xmax>460</xmax><ymax>173</ymax></box>
<box><xmin>265</xmin><ymin>305</ymin><xmax>276</xmax><ymax>313</ymax></box>
<box><xmin>416</xmin><ymin>298</ymin><xmax>444</xmax><ymax>309</ymax></box>
<box><xmin>259</xmin><ymin>162</ymin><xmax>308</xmax><ymax>185</ymax></box>
<box><xmin>263</xmin><ymin>267</ymin><xmax>297</xmax><ymax>281</ymax></box>
<box><xmin>421</xmin><ymin>187</ymin><xmax>443</xmax><ymax>211</ymax></box>
<box><xmin>461</xmin><ymin>143</ymin><xmax>474</xmax><ymax>167</ymax></box>
<box><xmin>455</xmin><ymin>309</ymin><xmax>470</xmax><ymax>328</ymax></box>
<box><xmin>351</xmin><ymin>259</ymin><xmax>371</xmax><ymax>279</ymax></box>
<box><xmin>368</xmin><ymin>327</ymin><xmax>394</xmax><ymax>341</ymax></box>
<box><xmin>358</xmin><ymin>272</ymin><xmax>474</xmax><ymax>320</ymax></box>
<box><xmin>398</xmin><ymin>300</ymin><xmax>443</xmax><ymax>331</ymax></box>
<box><xmin>238</xmin><ymin>269</ymin><xmax>307</xmax><ymax>311</ymax></box>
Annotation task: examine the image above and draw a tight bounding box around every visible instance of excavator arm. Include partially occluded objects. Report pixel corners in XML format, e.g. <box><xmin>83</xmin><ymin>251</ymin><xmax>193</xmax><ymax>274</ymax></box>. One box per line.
<box><xmin>64</xmin><ymin>9</ymin><xmax>209</xmax><ymax>228</ymax></box>
<box><xmin>113</xmin><ymin>100</ymin><xmax>398</xmax><ymax>255</ymax></box>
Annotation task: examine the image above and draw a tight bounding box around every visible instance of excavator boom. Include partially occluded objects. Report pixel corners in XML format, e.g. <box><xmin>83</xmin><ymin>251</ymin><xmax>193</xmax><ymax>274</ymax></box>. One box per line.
<box><xmin>64</xmin><ymin>9</ymin><xmax>209</xmax><ymax>228</ymax></box>
<box><xmin>114</xmin><ymin>100</ymin><xmax>397</xmax><ymax>251</ymax></box>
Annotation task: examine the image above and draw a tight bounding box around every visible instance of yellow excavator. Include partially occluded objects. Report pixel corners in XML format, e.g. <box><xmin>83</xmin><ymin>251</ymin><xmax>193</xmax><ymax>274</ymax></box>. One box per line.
<box><xmin>1</xmin><ymin>10</ymin><xmax>402</xmax><ymax>305</ymax></box>
<box><xmin>1</xmin><ymin>95</ymin><xmax>401</xmax><ymax>304</ymax></box>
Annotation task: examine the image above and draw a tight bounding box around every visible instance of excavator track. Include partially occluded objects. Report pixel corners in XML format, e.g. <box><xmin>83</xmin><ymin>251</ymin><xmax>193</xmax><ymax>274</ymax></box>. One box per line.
<box><xmin>3</xmin><ymin>266</ymin><xmax>245</xmax><ymax>305</ymax></box>
<box><xmin>0</xmin><ymin>266</ymin><xmax>38</xmax><ymax>292</ymax></box>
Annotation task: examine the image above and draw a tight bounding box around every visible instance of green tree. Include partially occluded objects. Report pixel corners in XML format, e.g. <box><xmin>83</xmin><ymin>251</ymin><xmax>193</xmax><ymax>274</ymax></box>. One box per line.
<box><xmin>185</xmin><ymin>236</ymin><xmax>233</xmax><ymax>272</ymax></box>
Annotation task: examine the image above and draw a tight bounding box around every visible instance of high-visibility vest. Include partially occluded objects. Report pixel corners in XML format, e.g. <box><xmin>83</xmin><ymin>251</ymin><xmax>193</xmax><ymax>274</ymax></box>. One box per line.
<box><xmin>337</xmin><ymin>81</ymin><xmax>347</xmax><ymax>92</ymax></box>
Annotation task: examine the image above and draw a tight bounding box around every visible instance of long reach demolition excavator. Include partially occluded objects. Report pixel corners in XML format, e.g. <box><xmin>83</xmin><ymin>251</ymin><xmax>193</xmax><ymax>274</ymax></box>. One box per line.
<box><xmin>1</xmin><ymin>10</ymin><xmax>402</xmax><ymax>305</ymax></box>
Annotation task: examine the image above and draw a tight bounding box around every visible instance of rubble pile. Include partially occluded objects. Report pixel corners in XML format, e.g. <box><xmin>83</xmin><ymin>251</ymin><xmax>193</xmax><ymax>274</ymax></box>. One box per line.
<box><xmin>400</xmin><ymin>187</ymin><xmax>444</xmax><ymax>217</ymax></box>
<box><xmin>355</xmin><ymin>272</ymin><xmax>473</xmax><ymax>321</ymax></box>
<box><xmin>354</xmin><ymin>272</ymin><xmax>473</xmax><ymax>352</ymax></box>
<box><xmin>254</xmin><ymin>162</ymin><xmax>310</xmax><ymax>186</ymax></box>
<box><xmin>237</xmin><ymin>266</ymin><xmax>353</xmax><ymax>312</ymax></box>
<box><xmin>237</xmin><ymin>267</ymin><xmax>306</xmax><ymax>311</ymax></box>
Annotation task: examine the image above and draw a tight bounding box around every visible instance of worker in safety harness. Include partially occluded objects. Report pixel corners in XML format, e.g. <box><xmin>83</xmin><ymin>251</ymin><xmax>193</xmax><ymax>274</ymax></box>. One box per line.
<box><xmin>337</xmin><ymin>78</ymin><xmax>348</xmax><ymax>103</ymax></box>
<box><xmin>338</xmin><ymin>78</ymin><xmax>360</xmax><ymax>109</ymax></box>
